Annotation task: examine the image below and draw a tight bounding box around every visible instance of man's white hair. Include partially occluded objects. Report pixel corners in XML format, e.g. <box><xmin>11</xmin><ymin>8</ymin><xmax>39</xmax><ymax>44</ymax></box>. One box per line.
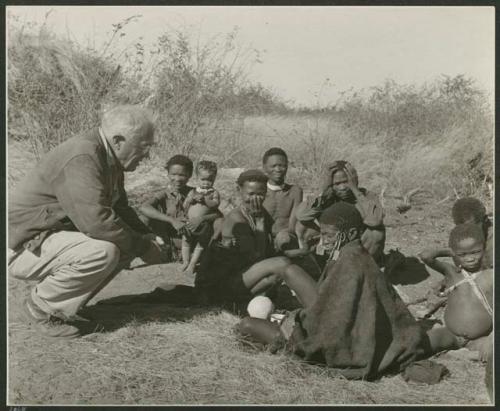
<box><xmin>101</xmin><ymin>105</ymin><xmax>154</xmax><ymax>141</ymax></box>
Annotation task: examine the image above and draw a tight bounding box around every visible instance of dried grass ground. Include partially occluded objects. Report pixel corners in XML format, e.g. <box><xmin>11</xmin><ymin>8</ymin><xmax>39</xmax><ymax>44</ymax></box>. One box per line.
<box><xmin>7</xmin><ymin>160</ymin><xmax>491</xmax><ymax>406</ymax></box>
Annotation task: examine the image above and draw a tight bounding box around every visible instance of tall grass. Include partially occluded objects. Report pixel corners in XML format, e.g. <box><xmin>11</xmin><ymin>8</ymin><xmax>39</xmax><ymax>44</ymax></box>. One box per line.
<box><xmin>7</xmin><ymin>15</ymin><xmax>493</xmax><ymax>204</ymax></box>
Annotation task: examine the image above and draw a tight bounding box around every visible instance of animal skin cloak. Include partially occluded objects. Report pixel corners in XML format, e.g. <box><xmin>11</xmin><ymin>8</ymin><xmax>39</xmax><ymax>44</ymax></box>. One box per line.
<box><xmin>289</xmin><ymin>240</ymin><xmax>425</xmax><ymax>380</ymax></box>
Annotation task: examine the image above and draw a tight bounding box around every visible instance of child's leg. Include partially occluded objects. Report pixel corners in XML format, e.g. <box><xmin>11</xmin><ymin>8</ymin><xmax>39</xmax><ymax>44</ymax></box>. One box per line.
<box><xmin>237</xmin><ymin>317</ymin><xmax>282</xmax><ymax>345</ymax></box>
<box><xmin>241</xmin><ymin>257</ymin><xmax>318</xmax><ymax>308</ymax></box>
<box><xmin>181</xmin><ymin>236</ymin><xmax>191</xmax><ymax>270</ymax></box>
<box><xmin>185</xmin><ymin>243</ymin><xmax>204</xmax><ymax>274</ymax></box>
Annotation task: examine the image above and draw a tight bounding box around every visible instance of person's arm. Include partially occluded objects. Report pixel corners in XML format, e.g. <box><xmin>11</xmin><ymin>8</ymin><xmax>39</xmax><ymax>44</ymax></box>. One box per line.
<box><xmin>204</xmin><ymin>190</ymin><xmax>220</xmax><ymax>209</ymax></box>
<box><xmin>51</xmin><ymin>154</ymin><xmax>150</xmax><ymax>257</ymax></box>
<box><xmin>182</xmin><ymin>190</ymin><xmax>196</xmax><ymax>211</ymax></box>
<box><xmin>113</xmin><ymin>177</ymin><xmax>151</xmax><ymax>235</ymax></box>
<box><xmin>418</xmin><ymin>248</ymin><xmax>456</xmax><ymax>276</ymax></box>
<box><xmin>222</xmin><ymin>211</ymin><xmax>256</xmax><ymax>264</ymax></box>
<box><xmin>287</xmin><ymin>186</ymin><xmax>303</xmax><ymax>233</ymax></box>
<box><xmin>139</xmin><ymin>194</ymin><xmax>186</xmax><ymax>231</ymax></box>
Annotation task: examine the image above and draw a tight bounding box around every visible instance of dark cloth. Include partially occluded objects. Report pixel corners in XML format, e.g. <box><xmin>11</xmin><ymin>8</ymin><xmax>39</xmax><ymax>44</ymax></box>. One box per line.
<box><xmin>289</xmin><ymin>240</ymin><xmax>425</xmax><ymax>380</ymax></box>
<box><xmin>195</xmin><ymin>208</ymin><xmax>275</xmax><ymax>304</ymax></box>
<box><xmin>8</xmin><ymin>128</ymin><xmax>151</xmax><ymax>256</ymax></box>
<box><xmin>194</xmin><ymin>242</ymin><xmax>253</xmax><ymax>304</ymax></box>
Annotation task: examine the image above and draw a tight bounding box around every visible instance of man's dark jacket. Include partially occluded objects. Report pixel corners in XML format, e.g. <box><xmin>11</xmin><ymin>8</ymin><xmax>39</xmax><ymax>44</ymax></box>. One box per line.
<box><xmin>9</xmin><ymin>128</ymin><xmax>150</xmax><ymax>256</ymax></box>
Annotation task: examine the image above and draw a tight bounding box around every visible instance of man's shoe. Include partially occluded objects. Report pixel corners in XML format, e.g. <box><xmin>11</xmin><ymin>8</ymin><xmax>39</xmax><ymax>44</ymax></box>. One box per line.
<box><xmin>22</xmin><ymin>298</ymin><xmax>81</xmax><ymax>339</ymax></box>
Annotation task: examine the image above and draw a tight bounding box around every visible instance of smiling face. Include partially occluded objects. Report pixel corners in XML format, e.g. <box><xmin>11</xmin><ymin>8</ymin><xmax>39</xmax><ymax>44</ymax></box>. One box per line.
<box><xmin>263</xmin><ymin>154</ymin><xmax>288</xmax><ymax>185</ymax></box>
<box><xmin>239</xmin><ymin>180</ymin><xmax>267</xmax><ymax>214</ymax></box>
<box><xmin>452</xmin><ymin>236</ymin><xmax>485</xmax><ymax>272</ymax></box>
<box><xmin>197</xmin><ymin>169</ymin><xmax>216</xmax><ymax>190</ymax></box>
<box><xmin>168</xmin><ymin>164</ymin><xmax>191</xmax><ymax>192</ymax></box>
<box><xmin>331</xmin><ymin>169</ymin><xmax>352</xmax><ymax>200</ymax></box>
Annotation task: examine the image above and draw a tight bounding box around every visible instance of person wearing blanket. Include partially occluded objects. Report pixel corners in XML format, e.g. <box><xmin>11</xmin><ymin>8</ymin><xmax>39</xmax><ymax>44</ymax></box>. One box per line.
<box><xmin>238</xmin><ymin>202</ymin><xmax>425</xmax><ymax>380</ymax></box>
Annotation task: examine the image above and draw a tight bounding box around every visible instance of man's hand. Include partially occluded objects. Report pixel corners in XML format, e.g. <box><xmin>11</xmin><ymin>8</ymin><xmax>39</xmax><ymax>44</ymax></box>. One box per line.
<box><xmin>249</xmin><ymin>195</ymin><xmax>264</xmax><ymax>213</ymax></box>
<box><xmin>171</xmin><ymin>218</ymin><xmax>187</xmax><ymax>232</ymax></box>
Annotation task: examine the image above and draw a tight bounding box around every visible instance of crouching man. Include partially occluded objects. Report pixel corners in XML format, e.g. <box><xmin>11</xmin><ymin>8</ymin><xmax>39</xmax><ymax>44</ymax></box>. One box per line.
<box><xmin>8</xmin><ymin>105</ymin><xmax>165</xmax><ymax>338</ymax></box>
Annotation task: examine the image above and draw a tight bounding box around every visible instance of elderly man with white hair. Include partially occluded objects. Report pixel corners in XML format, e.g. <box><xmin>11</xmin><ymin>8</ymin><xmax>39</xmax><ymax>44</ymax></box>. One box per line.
<box><xmin>9</xmin><ymin>105</ymin><xmax>164</xmax><ymax>338</ymax></box>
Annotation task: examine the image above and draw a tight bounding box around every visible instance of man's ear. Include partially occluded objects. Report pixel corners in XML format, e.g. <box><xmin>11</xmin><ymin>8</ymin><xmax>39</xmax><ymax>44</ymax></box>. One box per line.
<box><xmin>111</xmin><ymin>135</ymin><xmax>126</xmax><ymax>150</ymax></box>
<box><xmin>348</xmin><ymin>227</ymin><xmax>358</xmax><ymax>241</ymax></box>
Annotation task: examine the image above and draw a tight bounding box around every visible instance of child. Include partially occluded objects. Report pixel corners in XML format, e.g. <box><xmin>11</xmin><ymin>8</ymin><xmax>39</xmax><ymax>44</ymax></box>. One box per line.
<box><xmin>295</xmin><ymin>160</ymin><xmax>386</xmax><ymax>265</ymax></box>
<box><xmin>419</xmin><ymin>223</ymin><xmax>493</xmax><ymax>361</ymax></box>
<box><xmin>181</xmin><ymin>160</ymin><xmax>221</xmax><ymax>275</ymax></box>
<box><xmin>451</xmin><ymin>197</ymin><xmax>493</xmax><ymax>268</ymax></box>
<box><xmin>139</xmin><ymin>155</ymin><xmax>220</xmax><ymax>264</ymax></box>
<box><xmin>261</xmin><ymin>147</ymin><xmax>303</xmax><ymax>253</ymax></box>
<box><xmin>238</xmin><ymin>202</ymin><xmax>424</xmax><ymax>380</ymax></box>
<box><xmin>195</xmin><ymin>169</ymin><xmax>316</xmax><ymax>306</ymax></box>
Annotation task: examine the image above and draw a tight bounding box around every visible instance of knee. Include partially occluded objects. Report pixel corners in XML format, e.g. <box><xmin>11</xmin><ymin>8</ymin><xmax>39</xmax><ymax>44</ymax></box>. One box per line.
<box><xmin>237</xmin><ymin>317</ymin><xmax>254</xmax><ymax>336</ymax></box>
<box><xmin>84</xmin><ymin>240</ymin><xmax>120</xmax><ymax>273</ymax></box>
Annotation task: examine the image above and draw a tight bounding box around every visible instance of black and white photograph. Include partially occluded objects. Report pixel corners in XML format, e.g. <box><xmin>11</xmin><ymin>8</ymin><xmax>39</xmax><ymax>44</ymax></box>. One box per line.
<box><xmin>6</xmin><ymin>4</ymin><xmax>495</xmax><ymax>406</ymax></box>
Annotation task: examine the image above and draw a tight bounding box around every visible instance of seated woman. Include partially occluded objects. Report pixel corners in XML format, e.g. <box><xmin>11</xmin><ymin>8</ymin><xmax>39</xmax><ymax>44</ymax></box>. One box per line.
<box><xmin>237</xmin><ymin>202</ymin><xmax>424</xmax><ymax>380</ymax></box>
<box><xmin>195</xmin><ymin>169</ymin><xmax>316</xmax><ymax>306</ymax></box>
<box><xmin>295</xmin><ymin>160</ymin><xmax>386</xmax><ymax>265</ymax></box>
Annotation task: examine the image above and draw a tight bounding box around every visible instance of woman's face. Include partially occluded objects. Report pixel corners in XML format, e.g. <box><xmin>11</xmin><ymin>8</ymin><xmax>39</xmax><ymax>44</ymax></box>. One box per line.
<box><xmin>239</xmin><ymin>180</ymin><xmax>267</xmax><ymax>214</ymax></box>
<box><xmin>331</xmin><ymin>170</ymin><xmax>351</xmax><ymax>200</ymax></box>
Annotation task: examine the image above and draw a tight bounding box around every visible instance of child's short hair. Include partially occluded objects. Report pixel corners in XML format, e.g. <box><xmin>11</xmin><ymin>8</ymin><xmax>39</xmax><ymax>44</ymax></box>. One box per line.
<box><xmin>319</xmin><ymin>202</ymin><xmax>364</xmax><ymax>232</ymax></box>
<box><xmin>448</xmin><ymin>223</ymin><xmax>485</xmax><ymax>250</ymax></box>
<box><xmin>165</xmin><ymin>155</ymin><xmax>193</xmax><ymax>176</ymax></box>
<box><xmin>262</xmin><ymin>147</ymin><xmax>288</xmax><ymax>164</ymax></box>
<box><xmin>237</xmin><ymin>169</ymin><xmax>268</xmax><ymax>187</ymax></box>
<box><xmin>196</xmin><ymin>160</ymin><xmax>217</xmax><ymax>177</ymax></box>
<box><xmin>451</xmin><ymin>197</ymin><xmax>487</xmax><ymax>225</ymax></box>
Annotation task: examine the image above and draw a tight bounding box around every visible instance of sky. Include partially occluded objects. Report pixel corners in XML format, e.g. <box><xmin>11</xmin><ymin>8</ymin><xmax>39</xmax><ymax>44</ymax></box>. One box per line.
<box><xmin>7</xmin><ymin>6</ymin><xmax>495</xmax><ymax>107</ymax></box>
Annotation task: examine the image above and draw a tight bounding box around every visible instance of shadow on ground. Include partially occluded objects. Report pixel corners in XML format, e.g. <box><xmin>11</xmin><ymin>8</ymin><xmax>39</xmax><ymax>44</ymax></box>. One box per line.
<box><xmin>80</xmin><ymin>284</ymin><xmax>218</xmax><ymax>333</ymax></box>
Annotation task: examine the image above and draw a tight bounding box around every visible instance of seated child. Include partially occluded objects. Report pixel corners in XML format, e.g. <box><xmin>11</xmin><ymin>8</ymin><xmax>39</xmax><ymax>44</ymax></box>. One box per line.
<box><xmin>139</xmin><ymin>155</ymin><xmax>220</xmax><ymax>264</ymax></box>
<box><xmin>195</xmin><ymin>169</ymin><xmax>316</xmax><ymax>306</ymax></box>
<box><xmin>261</xmin><ymin>147</ymin><xmax>303</xmax><ymax>252</ymax></box>
<box><xmin>181</xmin><ymin>160</ymin><xmax>221</xmax><ymax>274</ymax></box>
<box><xmin>238</xmin><ymin>202</ymin><xmax>424</xmax><ymax>380</ymax></box>
<box><xmin>451</xmin><ymin>197</ymin><xmax>493</xmax><ymax>268</ymax></box>
<box><xmin>295</xmin><ymin>160</ymin><xmax>386</xmax><ymax>265</ymax></box>
<box><xmin>419</xmin><ymin>223</ymin><xmax>493</xmax><ymax>361</ymax></box>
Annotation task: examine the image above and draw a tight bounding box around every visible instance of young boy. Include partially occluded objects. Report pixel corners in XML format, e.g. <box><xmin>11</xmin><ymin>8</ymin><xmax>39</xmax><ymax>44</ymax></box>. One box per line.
<box><xmin>181</xmin><ymin>160</ymin><xmax>221</xmax><ymax>275</ymax></box>
<box><xmin>261</xmin><ymin>148</ymin><xmax>303</xmax><ymax>253</ymax></box>
<box><xmin>451</xmin><ymin>197</ymin><xmax>493</xmax><ymax>268</ymax></box>
<box><xmin>139</xmin><ymin>155</ymin><xmax>220</xmax><ymax>265</ymax></box>
<box><xmin>419</xmin><ymin>223</ymin><xmax>493</xmax><ymax>361</ymax></box>
<box><xmin>295</xmin><ymin>160</ymin><xmax>386</xmax><ymax>265</ymax></box>
<box><xmin>238</xmin><ymin>202</ymin><xmax>424</xmax><ymax>380</ymax></box>
<box><xmin>195</xmin><ymin>169</ymin><xmax>316</xmax><ymax>306</ymax></box>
